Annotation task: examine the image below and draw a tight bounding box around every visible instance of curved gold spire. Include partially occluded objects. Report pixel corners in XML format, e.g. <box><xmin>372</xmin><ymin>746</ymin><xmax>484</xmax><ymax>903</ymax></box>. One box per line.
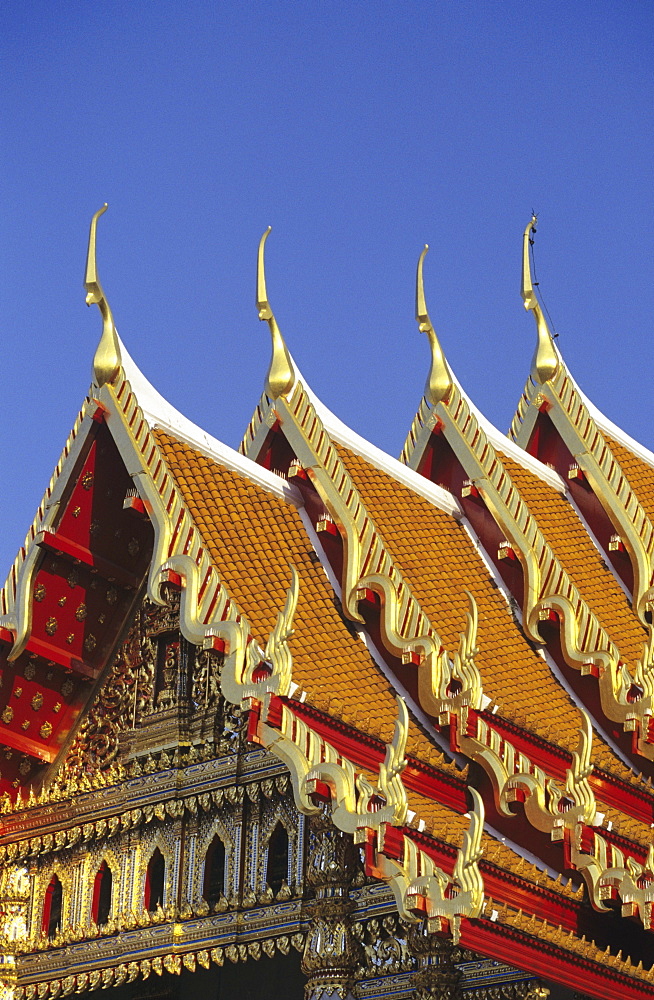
<box><xmin>257</xmin><ymin>227</ymin><xmax>295</xmax><ymax>400</ymax></box>
<box><xmin>85</xmin><ymin>204</ymin><xmax>121</xmax><ymax>388</ymax></box>
<box><xmin>521</xmin><ymin>216</ymin><xmax>559</xmax><ymax>385</ymax></box>
<box><xmin>416</xmin><ymin>244</ymin><xmax>453</xmax><ymax>406</ymax></box>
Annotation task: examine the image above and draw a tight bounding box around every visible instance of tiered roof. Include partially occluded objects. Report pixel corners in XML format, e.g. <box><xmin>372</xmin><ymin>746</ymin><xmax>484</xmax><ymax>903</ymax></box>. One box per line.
<box><xmin>1</xmin><ymin>210</ymin><xmax>654</xmax><ymax>998</ymax></box>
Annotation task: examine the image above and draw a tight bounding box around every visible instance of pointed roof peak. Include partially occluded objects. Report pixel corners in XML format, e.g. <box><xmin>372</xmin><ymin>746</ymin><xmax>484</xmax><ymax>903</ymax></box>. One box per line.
<box><xmin>85</xmin><ymin>203</ymin><xmax>122</xmax><ymax>388</ymax></box>
<box><xmin>521</xmin><ymin>215</ymin><xmax>559</xmax><ymax>385</ymax></box>
<box><xmin>256</xmin><ymin>226</ymin><xmax>295</xmax><ymax>400</ymax></box>
<box><xmin>118</xmin><ymin>336</ymin><xmax>301</xmax><ymax>507</ymax></box>
<box><xmin>415</xmin><ymin>244</ymin><xmax>453</xmax><ymax>406</ymax></box>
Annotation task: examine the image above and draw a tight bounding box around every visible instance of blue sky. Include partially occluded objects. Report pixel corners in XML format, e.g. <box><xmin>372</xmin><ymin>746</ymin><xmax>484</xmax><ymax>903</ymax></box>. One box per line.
<box><xmin>1</xmin><ymin>1</ymin><xmax>652</xmax><ymax>581</ymax></box>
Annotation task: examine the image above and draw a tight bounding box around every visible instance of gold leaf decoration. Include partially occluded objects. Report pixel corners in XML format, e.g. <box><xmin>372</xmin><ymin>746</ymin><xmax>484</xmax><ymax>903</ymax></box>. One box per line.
<box><xmin>40</xmin><ymin>722</ymin><xmax>53</xmax><ymax>739</ymax></box>
<box><xmin>31</xmin><ymin>693</ymin><xmax>43</xmax><ymax>711</ymax></box>
<box><xmin>45</xmin><ymin>617</ymin><xmax>58</xmax><ymax>636</ymax></box>
<box><xmin>34</xmin><ymin>583</ymin><xmax>46</xmax><ymax>602</ymax></box>
<box><xmin>1</xmin><ymin>707</ymin><xmax>13</xmax><ymax>724</ymax></box>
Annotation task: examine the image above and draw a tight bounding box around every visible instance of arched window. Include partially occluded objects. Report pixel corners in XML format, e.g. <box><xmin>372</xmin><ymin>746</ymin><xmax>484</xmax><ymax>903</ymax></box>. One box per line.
<box><xmin>41</xmin><ymin>875</ymin><xmax>63</xmax><ymax>938</ymax></box>
<box><xmin>144</xmin><ymin>848</ymin><xmax>165</xmax><ymax>912</ymax></box>
<box><xmin>266</xmin><ymin>823</ymin><xmax>289</xmax><ymax>895</ymax></box>
<box><xmin>203</xmin><ymin>836</ymin><xmax>226</xmax><ymax>906</ymax></box>
<box><xmin>92</xmin><ymin>861</ymin><xmax>112</xmax><ymax>926</ymax></box>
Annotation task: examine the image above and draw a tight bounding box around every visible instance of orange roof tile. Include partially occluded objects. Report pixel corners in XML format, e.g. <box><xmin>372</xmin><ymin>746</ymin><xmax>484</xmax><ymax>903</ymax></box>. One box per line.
<box><xmin>604</xmin><ymin>435</ymin><xmax>654</xmax><ymax>528</ymax></box>
<box><xmin>155</xmin><ymin>431</ymin><xmax>444</xmax><ymax>767</ymax></box>
<box><xmin>334</xmin><ymin>444</ymin><xmax>639</xmax><ymax>785</ymax></box>
<box><xmin>500</xmin><ymin>453</ymin><xmax>647</xmax><ymax>667</ymax></box>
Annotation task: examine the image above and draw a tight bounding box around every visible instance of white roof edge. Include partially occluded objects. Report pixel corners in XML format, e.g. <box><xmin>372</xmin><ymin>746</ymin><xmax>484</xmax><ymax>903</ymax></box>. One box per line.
<box><xmin>287</xmin><ymin>355</ymin><xmax>463</xmax><ymax>518</ymax></box>
<box><xmin>293</xmin><ymin>352</ymin><xmax>565</xmax><ymax>501</ymax></box>
<box><xmin>449</xmin><ymin>370</ymin><xmax>567</xmax><ymax>492</ymax></box>
<box><xmin>574</xmin><ymin>378</ymin><xmax>654</xmax><ymax>471</ymax></box>
<box><xmin>119</xmin><ymin>339</ymin><xmax>303</xmax><ymax>507</ymax></box>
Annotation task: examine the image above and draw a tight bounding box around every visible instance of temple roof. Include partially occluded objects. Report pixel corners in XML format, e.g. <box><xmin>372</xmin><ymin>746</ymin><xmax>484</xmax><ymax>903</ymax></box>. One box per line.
<box><xmin>3</xmin><ymin>215</ymin><xmax>654</xmax><ymax>998</ymax></box>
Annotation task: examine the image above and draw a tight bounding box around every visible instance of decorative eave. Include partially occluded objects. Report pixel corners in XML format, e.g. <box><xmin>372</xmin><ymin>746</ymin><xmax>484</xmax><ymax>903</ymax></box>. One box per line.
<box><xmin>400</xmin><ymin>241</ymin><xmax>654</xmax><ymax>769</ymax></box>
<box><xmin>237</xmin><ymin>232</ymin><xmax>654</xmax><ymax>947</ymax></box>
<box><xmin>0</xmin><ymin>216</ymin><xmax>492</xmax><ymax>990</ymax></box>
<box><xmin>509</xmin><ymin>218</ymin><xmax>654</xmax><ymax>626</ymax></box>
<box><xmin>4</xmin><ymin>217</ymin><xmax>654</xmax><ymax>997</ymax></box>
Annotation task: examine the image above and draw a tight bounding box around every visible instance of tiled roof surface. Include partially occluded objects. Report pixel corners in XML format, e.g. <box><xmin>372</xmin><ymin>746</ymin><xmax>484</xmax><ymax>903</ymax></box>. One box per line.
<box><xmin>335</xmin><ymin>445</ymin><xmax>585</xmax><ymax>746</ymax></box>
<box><xmin>405</xmin><ymin>783</ymin><xmax>584</xmax><ymax>901</ymax></box>
<box><xmin>154</xmin><ymin>429</ymin><xmax>649</xmax><ymax>841</ymax></box>
<box><xmin>155</xmin><ymin>431</ymin><xmax>445</xmax><ymax>768</ymax></box>
<box><xmin>500</xmin><ymin>453</ymin><xmax>647</xmax><ymax>666</ymax></box>
<box><xmin>335</xmin><ymin>445</ymin><xmax>643</xmax><ymax>785</ymax></box>
<box><xmin>604</xmin><ymin>435</ymin><xmax>654</xmax><ymax>526</ymax></box>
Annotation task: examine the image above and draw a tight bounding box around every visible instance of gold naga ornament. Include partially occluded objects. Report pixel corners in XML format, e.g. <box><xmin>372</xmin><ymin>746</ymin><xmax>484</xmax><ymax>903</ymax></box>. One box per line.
<box><xmin>521</xmin><ymin>214</ymin><xmax>559</xmax><ymax>385</ymax></box>
<box><xmin>257</xmin><ymin>227</ymin><xmax>295</xmax><ymax>401</ymax></box>
<box><xmin>415</xmin><ymin>244</ymin><xmax>453</xmax><ymax>406</ymax></box>
<box><xmin>85</xmin><ymin>204</ymin><xmax>122</xmax><ymax>388</ymax></box>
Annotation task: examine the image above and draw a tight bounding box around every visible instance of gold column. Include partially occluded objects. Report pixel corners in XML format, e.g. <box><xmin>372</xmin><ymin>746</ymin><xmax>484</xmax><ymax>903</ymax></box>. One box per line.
<box><xmin>301</xmin><ymin>810</ymin><xmax>360</xmax><ymax>1000</ymax></box>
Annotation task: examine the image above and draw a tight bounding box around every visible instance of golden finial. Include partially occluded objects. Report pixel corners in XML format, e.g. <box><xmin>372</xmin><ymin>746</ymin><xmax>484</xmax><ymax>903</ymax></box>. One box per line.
<box><xmin>257</xmin><ymin>227</ymin><xmax>295</xmax><ymax>400</ymax></box>
<box><xmin>85</xmin><ymin>204</ymin><xmax>121</xmax><ymax>387</ymax></box>
<box><xmin>416</xmin><ymin>245</ymin><xmax>452</xmax><ymax>406</ymax></box>
<box><xmin>521</xmin><ymin>216</ymin><xmax>559</xmax><ymax>385</ymax></box>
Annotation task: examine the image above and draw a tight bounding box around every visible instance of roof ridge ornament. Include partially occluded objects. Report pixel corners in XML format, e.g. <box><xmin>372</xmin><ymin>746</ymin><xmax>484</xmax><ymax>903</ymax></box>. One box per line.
<box><xmin>416</xmin><ymin>245</ymin><xmax>453</xmax><ymax>406</ymax></box>
<box><xmin>85</xmin><ymin>204</ymin><xmax>122</xmax><ymax>388</ymax></box>
<box><xmin>521</xmin><ymin>216</ymin><xmax>559</xmax><ymax>385</ymax></box>
<box><xmin>257</xmin><ymin>227</ymin><xmax>295</xmax><ymax>400</ymax></box>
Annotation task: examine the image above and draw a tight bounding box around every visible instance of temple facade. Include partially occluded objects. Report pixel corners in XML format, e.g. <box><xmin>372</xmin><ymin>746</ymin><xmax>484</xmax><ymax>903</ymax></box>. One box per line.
<box><xmin>0</xmin><ymin>211</ymin><xmax>653</xmax><ymax>1000</ymax></box>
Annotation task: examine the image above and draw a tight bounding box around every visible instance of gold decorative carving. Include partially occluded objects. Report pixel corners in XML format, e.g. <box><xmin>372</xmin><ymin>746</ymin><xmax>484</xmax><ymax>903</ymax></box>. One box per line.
<box><xmin>256</xmin><ymin>227</ymin><xmax>295</xmax><ymax>401</ymax></box>
<box><xmin>74</xmin><ymin>604</ymin><xmax>87</xmax><ymax>622</ymax></box>
<box><xmin>415</xmin><ymin>244</ymin><xmax>453</xmax><ymax>406</ymax></box>
<box><xmin>85</xmin><ymin>204</ymin><xmax>121</xmax><ymax>388</ymax></box>
<box><xmin>243</xmin><ymin>380</ymin><xmax>484</xmax><ymax>725</ymax></box>
<box><xmin>521</xmin><ymin>216</ymin><xmax>559</xmax><ymax>385</ymax></box>
<box><xmin>40</xmin><ymin>722</ymin><xmax>52</xmax><ymax>739</ymax></box>
<box><xmin>511</xmin><ymin>304</ymin><xmax>654</xmax><ymax>631</ymax></box>
<box><xmin>30</xmin><ymin>693</ymin><xmax>43</xmax><ymax>711</ymax></box>
<box><xmin>44</xmin><ymin>618</ymin><xmax>57</xmax><ymax>636</ymax></box>
<box><xmin>33</xmin><ymin>584</ymin><xmax>46</xmax><ymax>603</ymax></box>
<box><xmin>2</xmin><ymin>708</ymin><xmax>14</xmax><ymax>724</ymax></box>
<box><xmin>402</xmin><ymin>361</ymin><xmax>654</xmax><ymax>759</ymax></box>
<box><xmin>378</xmin><ymin>788</ymin><xmax>485</xmax><ymax>944</ymax></box>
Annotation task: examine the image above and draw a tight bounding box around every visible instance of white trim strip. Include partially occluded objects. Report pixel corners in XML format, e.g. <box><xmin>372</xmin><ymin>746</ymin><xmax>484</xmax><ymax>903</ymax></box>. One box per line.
<box><xmin>120</xmin><ymin>339</ymin><xmax>302</xmax><ymax>507</ymax></box>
